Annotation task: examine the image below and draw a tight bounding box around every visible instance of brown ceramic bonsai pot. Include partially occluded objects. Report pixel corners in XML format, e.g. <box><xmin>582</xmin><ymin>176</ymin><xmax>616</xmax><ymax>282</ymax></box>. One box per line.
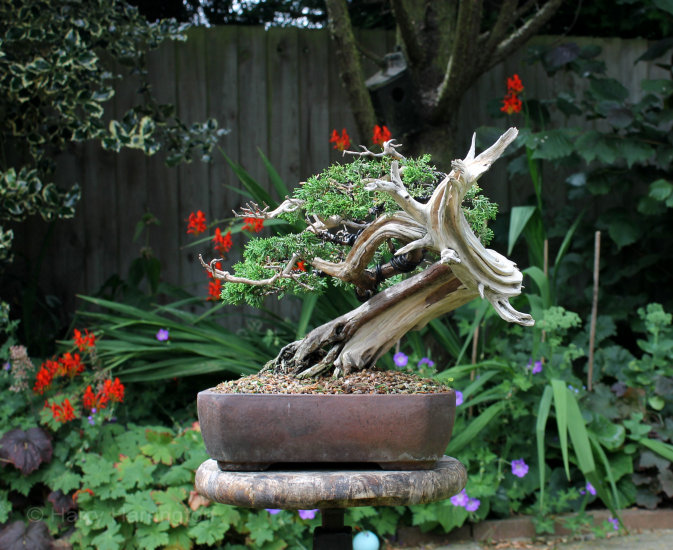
<box><xmin>197</xmin><ymin>389</ymin><xmax>456</xmax><ymax>471</ymax></box>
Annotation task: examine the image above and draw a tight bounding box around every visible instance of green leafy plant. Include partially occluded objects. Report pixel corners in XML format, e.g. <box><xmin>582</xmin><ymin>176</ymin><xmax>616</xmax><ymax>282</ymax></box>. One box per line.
<box><xmin>0</xmin><ymin>0</ymin><xmax>226</xmax><ymax>336</ymax></box>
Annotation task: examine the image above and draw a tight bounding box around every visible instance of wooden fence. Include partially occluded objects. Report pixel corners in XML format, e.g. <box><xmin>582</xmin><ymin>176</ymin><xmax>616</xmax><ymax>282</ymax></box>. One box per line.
<box><xmin>13</xmin><ymin>27</ymin><xmax>665</xmax><ymax>315</ymax></box>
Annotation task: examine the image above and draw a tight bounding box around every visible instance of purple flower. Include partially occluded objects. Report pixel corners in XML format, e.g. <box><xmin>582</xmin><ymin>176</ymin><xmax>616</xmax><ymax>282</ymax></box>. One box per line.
<box><xmin>455</xmin><ymin>390</ymin><xmax>463</xmax><ymax>406</ymax></box>
<box><xmin>393</xmin><ymin>352</ymin><xmax>408</xmax><ymax>367</ymax></box>
<box><xmin>91</xmin><ymin>408</ymin><xmax>97</xmax><ymax>414</ymax></box>
<box><xmin>532</xmin><ymin>361</ymin><xmax>542</xmax><ymax>374</ymax></box>
<box><xmin>3</xmin><ymin>362</ymin><xmax>10</xmax><ymax>371</ymax></box>
<box><xmin>608</xmin><ymin>517</ymin><xmax>619</xmax><ymax>530</ymax></box>
<box><xmin>511</xmin><ymin>458</ymin><xmax>529</xmax><ymax>478</ymax></box>
<box><xmin>450</xmin><ymin>489</ymin><xmax>469</xmax><ymax>507</ymax></box>
<box><xmin>266</xmin><ymin>509</ymin><xmax>281</xmax><ymax>515</ymax></box>
<box><xmin>465</xmin><ymin>498</ymin><xmax>481</xmax><ymax>512</ymax></box>
<box><xmin>298</xmin><ymin>509</ymin><xmax>318</xmax><ymax>520</ymax></box>
<box><xmin>87</xmin><ymin>416</ymin><xmax>95</xmax><ymax>426</ymax></box>
<box><xmin>156</xmin><ymin>328</ymin><xmax>170</xmax><ymax>341</ymax></box>
<box><xmin>417</xmin><ymin>357</ymin><xmax>435</xmax><ymax>368</ymax></box>
<box><xmin>586</xmin><ymin>482</ymin><xmax>596</xmax><ymax>496</ymax></box>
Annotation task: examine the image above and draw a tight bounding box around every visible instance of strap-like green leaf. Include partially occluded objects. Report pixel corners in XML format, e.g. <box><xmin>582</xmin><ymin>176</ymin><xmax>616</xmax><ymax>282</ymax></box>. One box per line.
<box><xmin>508</xmin><ymin>206</ymin><xmax>536</xmax><ymax>255</ymax></box>
<box><xmin>536</xmin><ymin>385</ymin><xmax>553</xmax><ymax>510</ymax></box>
<box><xmin>551</xmin><ymin>379</ymin><xmax>570</xmax><ymax>480</ymax></box>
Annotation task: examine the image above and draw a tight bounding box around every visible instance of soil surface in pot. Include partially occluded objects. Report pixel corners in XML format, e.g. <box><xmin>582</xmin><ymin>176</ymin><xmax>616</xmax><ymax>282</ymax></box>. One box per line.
<box><xmin>212</xmin><ymin>369</ymin><xmax>450</xmax><ymax>395</ymax></box>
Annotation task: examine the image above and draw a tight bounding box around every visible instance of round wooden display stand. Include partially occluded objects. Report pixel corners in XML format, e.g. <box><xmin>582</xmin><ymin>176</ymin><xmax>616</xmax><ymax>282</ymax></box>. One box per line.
<box><xmin>195</xmin><ymin>456</ymin><xmax>467</xmax><ymax>549</ymax></box>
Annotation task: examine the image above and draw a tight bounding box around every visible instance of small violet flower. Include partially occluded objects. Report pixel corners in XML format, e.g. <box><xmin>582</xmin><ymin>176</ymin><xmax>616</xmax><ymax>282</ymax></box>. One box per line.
<box><xmin>450</xmin><ymin>489</ymin><xmax>469</xmax><ymax>507</ymax></box>
<box><xmin>511</xmin><ymin>458</ymin><xmax>529</xmax><ymax>478</ymax></box>
<box><xmin>417</xmin><ymin>357</ymin><xmax>435</xmax><ymax>368</ymax></box>
<box><xmin>265</xmin><ymin>509</ymin><xmax>281</xmax><ymax>515</ymax></box>
<box><xmin>586</xmin><ymin>482</ymin><xmax>596</xmax><ymax>496</ymax></box>
<box><xmin>87</xmin><ymin>416</ymin><xmax>95</xmax><ymax>426</ymax></box>
<box><xmin>3</xmin><ymin>362</ymin><xmax>10</xmax><ymax>371</ymax></box>
<box><xmin>393</xmin><ymin>352</ymin><xmax>408</xmax><ymax>367</ymax></box>
<box><xmin>455</xmin><ymin>390</ymin><xmax>463</xmax><ymax>406</ymax></box>
<box><xmin>156</xmin><ymin>328</ymin><xmax>170</xmax><ymax>342</ymax></box>
<box><xmin>527</xmin><ymin>359</ymin><xmax>542</xmax><ymax>374</ymax></box>
<box><xmin>465</xmin><ymin>498</ymin><xmax>481</xmax><ymax>512</ymax></box>
<box><xmin>298</xmin><ymin>509</ymin><xmax>318</xmax><ymax>520</ymax></box>
<box><xmin>608</xmin><ymin>517</ymin><xmax>619</xmax><ymax>530</ymax></box>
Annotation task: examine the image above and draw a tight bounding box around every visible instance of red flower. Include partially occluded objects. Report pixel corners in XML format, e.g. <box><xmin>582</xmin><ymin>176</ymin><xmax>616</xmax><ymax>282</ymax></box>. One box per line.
<box><xmin>186</xmin><ymin>210</ymin><xmax>207</xmax><ymax>235</ymax></box>
<box><xmin>73</xmin><ymin>329</ymin><xmax>95</xmax><ymax>351</ymax></box>
<box><xmin>213</xmin><ymin>227</ymin><xmax>233</xmax><ymax>255</ymax></box>
<box><xmin>506</xmin><ymin>74</ymin><xmax>524</xmax><ymax>94</ymax></box>
<box><xmin>500</xmin><ymin>92</ymin><xmax>522</xmax><ymax>115</ymax></box>
<box><xmin>372</xmin><ymin>125</ymin><xmax>391</xmax><ymax>146</ymax></box>
<box><xmin>34</xmin><ymin>366</ymin><xmax>54</xmax><ymax>395</ymax></box>
<box><xmin>103</xmin><ymin>378</ymin><xmax>125</xmax><ymax>403</ymax></box>
<box><xmin>207</xmin><ymin>278</ymin><xmax>222</xmax><ymax>301</ymax></box>
<box><xmin>58</xmin><ymin>353</ymin><xmax>84</xmax><ymax>378</ymax></box>
<box><xmin>49</xmin><ymin>399</ymin><xmax>76</xmax><ymax>423</ymax></box>
<box><xmin>295</xmin><ymin>261</ymin><xmax>306</xmax><ymax>272</ymax></box>
<box><xmin>242</xmin><ymin>217</ymin><xmax>264</xmax><ymax>233</ymax></box>
<box><xmin>329</xmin><ymin>128</ymin><xmax>351</xmax><ymax>151</ymax></box>
<box><xmin>83</xmin><ymin>385</ymin><xmax>109</xmax><ymax>411</ymax></box>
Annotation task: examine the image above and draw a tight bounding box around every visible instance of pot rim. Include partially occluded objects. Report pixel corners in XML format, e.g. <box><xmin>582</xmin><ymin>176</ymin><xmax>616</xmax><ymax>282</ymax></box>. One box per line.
<box><xmin>198</xmin><ymin>388</ymin><xmax>456</xmax><ymax>397</ymax></box>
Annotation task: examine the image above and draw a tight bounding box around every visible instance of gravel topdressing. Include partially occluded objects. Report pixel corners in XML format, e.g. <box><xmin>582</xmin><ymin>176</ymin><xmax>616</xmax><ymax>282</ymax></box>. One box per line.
<box><xmin>212</xmin><ymin>369</ymin><xmax>451</xmax><ymax>395</ymax></box>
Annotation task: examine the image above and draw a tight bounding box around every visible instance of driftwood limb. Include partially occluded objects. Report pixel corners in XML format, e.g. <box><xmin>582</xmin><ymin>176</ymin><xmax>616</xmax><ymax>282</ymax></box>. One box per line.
<box><xmin>212</xmin><ymin>128</ymin><xmax>532</xmax><ymax>377</ymax></box>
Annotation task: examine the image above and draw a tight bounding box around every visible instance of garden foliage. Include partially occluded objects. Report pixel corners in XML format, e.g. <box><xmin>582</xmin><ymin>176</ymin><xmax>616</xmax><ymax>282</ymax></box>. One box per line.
<box><xmin>0</xmin><ymin>0</ymin><xmax>226</xmax><ymax>333</ymax></box>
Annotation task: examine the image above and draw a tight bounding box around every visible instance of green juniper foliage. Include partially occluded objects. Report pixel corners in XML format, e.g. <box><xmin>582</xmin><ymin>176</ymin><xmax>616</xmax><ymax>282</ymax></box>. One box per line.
<box><xmin>221</xmin><ymin>154</ymin><xmax>498</xmax><ymax>307</ymax></box>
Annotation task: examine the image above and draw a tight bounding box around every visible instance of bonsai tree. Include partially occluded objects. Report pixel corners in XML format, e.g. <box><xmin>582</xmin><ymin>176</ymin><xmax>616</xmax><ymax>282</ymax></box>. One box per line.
<box><xmin>201</xmin><ymin>128</ymin><xmax>533</xmax><ymax>378</ymax></box>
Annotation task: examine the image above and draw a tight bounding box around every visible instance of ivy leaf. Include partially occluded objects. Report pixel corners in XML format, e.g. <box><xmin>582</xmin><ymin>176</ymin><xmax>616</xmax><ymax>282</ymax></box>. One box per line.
<box><xmin>649</xmin><ymin>179</ymin><xmax>673</xmax><ymax>203</ymax></box>
<box><xmin>652</xmin><ymin>0</ymin><xmax>673</xmax><ymax>15</ymax></box>
<box><xmin>589</xmin><ymin>78</ymin><xmax>629</xmax><ymax>102</ymax></box>
<box><xmin>608</xmin><ymin>218</ymin><xmax>641</xmax><ymax>248</ymax></box>
<box><xmin>0</xmin><ymin>521</ymin><xmax>52</xmax><ymax>550</ymax></box>
<box><xmin>641</xmin><ymin>79</ymin><xmax>673</xmax><ymax>96</ymax></box>
<box><xmin>116</xmin><ymin>455</ymin><xmax>156</xmax><ymax>490</ymax></box>
<box><xmin>124</xmin><ymin>491</ymin><xmax>157</xmax><ymax>524</ymax></box>
<box><xmin>152</xmin><ymin>487</ymin><xmax>189</xmax><ymax>527</ymax></box>
<box><xmin>135</xmin><ymin>521</ymin><xmax>170</xmax><ymax>550</ymax></box>
<box><xmin>616</xmin><ymin>138</ymin><xmax>655</xmax><ymax>168</ymax></box>
<box><xmin>530</xmin><ymin>129</ymin><xmax>574</xmax><ymax>160</ymax></box>
<box><xmin>0</xmin><ymin>427</ymin><xmax>52</xmax><ymax>474</ymax></box>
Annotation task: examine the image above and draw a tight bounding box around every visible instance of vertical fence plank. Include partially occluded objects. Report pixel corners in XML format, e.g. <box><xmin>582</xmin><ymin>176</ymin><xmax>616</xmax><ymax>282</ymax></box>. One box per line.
<box><xmin>145</xmin><ymin>40</ymin><xmax>182</xmax><ymax>288</ymax></box>
<box><xmin>237</xmin><ymin>27</ymin><xmax>268</xmax><ymax>185</ymax></box>
<box><xmin>267</xmin><ymin>27</ymin><xmax>301</xmax><ymax>190</ymax></box>
<box><xmin>176</xmin><ymin>28</ymin><xmax>211</xmax><ymax>298</ymax></box>
<box><xmin>114</xmin><ymin>62</ymin><xmax>148</xmax><ymax>280</ymax></box>
<box><xmin>81</xmin><ymin>142</ymin><xmax>119</xmax><ymax>294</ymax></box>
<box><xmin>50</xmin><ymin>149</ymin><xmax>86</xmax><ymax>314</ymax></box>
<box><xmin>298</xmin><ymin>30</ymin><xmax>330</xmax><ymax>180</ymax></box>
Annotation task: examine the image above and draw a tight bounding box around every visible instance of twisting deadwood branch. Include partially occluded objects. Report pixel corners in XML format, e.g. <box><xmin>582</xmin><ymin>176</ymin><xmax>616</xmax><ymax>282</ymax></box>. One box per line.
<box><xmin>208</xmin><ymin>128</ymin><xmax>532</xmax><ymax>377</ymax></box>
<box><xmin>343</xmin><ymin>139</ymin><xmax>406</xmax><ymax>160</ymax></box>
<box><xmin>199</xmin><ymin>253</ymin><xmax>315</xmax><ymax>292</ymax></box>
<box><xmin>235</xmin><ymin>198</ymin><xmax>305</xmax><ymax>219</ymax></box>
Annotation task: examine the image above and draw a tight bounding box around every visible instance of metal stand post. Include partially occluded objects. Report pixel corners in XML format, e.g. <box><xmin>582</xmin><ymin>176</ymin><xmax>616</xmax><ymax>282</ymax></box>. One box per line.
<box><xmin>313</xmin><ymin>509</ymin><xmax>352</xmax><ymax>549</ymax></box>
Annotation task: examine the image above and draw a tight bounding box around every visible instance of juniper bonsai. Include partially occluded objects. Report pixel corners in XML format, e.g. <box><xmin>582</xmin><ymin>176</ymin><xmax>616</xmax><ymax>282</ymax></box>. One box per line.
<box><xmin>201</xmin><ymin>128</ymin><xmax>533</xmax><ymax>378</ymax></box>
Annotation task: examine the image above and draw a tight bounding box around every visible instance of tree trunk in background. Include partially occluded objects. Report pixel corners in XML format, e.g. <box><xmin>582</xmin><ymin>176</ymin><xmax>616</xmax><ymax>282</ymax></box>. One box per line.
<box><xmin>326</xmin><ymin>0</ymin><xmax>565</xmax><ymax>163</ymax></box>
<box><xmin>325</xmin><ymin>0</ymin><xmax>378</xmax><ymax>142</ymax></box>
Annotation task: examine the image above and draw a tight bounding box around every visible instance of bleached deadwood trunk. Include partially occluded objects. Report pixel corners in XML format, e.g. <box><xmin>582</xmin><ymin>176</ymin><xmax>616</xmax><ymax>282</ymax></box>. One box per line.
<box><xmin>261</xmin><ymin>127</ymin><xmax>533</xmax><ymax>377</ymax></box>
